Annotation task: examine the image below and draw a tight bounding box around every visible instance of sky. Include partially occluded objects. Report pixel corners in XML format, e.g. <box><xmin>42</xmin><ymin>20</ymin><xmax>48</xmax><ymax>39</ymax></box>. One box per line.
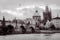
<box><xmin>0</xmin><ymin>0</ymin><xmax>60</xmax><ymax>20</ymax></box>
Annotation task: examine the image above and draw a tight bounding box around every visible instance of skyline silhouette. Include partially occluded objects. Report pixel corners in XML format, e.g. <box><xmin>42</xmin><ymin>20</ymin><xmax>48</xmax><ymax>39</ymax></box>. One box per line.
<box><xmin>0</xmin><ymin>0</ymin><xmax>60</xmax><ymax>20</ymax></box>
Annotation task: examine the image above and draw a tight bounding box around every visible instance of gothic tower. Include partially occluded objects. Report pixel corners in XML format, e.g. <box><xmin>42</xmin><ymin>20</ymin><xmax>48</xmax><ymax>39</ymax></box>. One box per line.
<box><xmin>43</xmin><ymin>6</ymin><xmax>52</xmax><ymax>24</ymax></box>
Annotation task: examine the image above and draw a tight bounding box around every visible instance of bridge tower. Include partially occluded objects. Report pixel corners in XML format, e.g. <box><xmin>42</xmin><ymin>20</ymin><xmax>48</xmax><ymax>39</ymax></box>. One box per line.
<box><xmin>2</xmin><ymin>16</ymin><xmax>6</xmax><ymax>27</ymax></box>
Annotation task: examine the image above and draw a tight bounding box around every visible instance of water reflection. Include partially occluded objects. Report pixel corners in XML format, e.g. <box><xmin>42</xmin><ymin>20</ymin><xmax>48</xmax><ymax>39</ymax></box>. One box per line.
<box><xmin>33</xmin><ymin>33</ymin><xmax>56</xmax><ymax>40</ymax></box>
<box><xmin>0</xmin><ymin>33</ymin><xmax>60</xmax><ymax>40</ymax></box>
<box><xmin>44</xmin><ymin>34</ymin><xmax>51</xmax><ymax>37</ymax></box>
<box><xmin>44</xmin><ymin>33</ymin><xmax>53</xmax><ymax>36</ymax></box>
<box><xmin>44</xmin><ymin>34</ymin><xmax>52</xmax><ymax>40</ymax></box>
<box><xmin>40</xmin><ymin>33</ymin><xmax>59</xmax><ymax>40</ymax></box>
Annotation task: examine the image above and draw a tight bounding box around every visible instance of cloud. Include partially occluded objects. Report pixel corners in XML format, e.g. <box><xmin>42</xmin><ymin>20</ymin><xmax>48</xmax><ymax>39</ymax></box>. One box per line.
<box><xmin>1</xmin><ymin>5</ymin><xmax>60</xmax><ymax>20</ymax></box>
<box><xmin>1</xmin><ymin>5</ymin><xmax>44</xmax><ymax>19</ymax></box>
<box><xmin>16</xmin><ymin>5</ymin><xmax>45</xmax><ymax>11</ymax></box>
<box><xmin>16</xmin><ymin>5</ymin><xmax>60</xmax><ymax>11</ymax></box>
<box><xmin>1</xmin><ymin>9</ymin><xmax>24</xmax><ymax>18</ymax></box>
<box><xmin>49</xmin><ymin>4</ymin><xmax>60</xmax><ymax>10</ymax></box>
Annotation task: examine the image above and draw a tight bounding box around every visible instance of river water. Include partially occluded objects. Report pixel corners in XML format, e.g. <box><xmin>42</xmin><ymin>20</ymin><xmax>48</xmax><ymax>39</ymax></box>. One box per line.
<box><xmin>0</xmin><ymin>33</ymin><xmax>60</xmax><ymax>40</ymax></box>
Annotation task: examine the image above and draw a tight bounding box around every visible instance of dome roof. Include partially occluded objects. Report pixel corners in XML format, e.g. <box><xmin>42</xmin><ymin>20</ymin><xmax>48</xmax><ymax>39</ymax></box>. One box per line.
<box><xmin>33</xmin><ymin>10</ymin><xmax>40</xmax><ymax>16</ymax></box>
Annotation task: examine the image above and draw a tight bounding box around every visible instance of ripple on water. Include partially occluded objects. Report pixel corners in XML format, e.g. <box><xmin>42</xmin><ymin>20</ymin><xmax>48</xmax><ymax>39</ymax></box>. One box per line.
<box><xmin>0</xmin><ymin>33</ymin><xmax>60</xmax><ymax>40</ymax></box>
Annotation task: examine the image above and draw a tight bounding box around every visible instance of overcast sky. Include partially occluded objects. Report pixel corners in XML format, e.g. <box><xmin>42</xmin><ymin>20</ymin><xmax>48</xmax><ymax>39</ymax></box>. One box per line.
<box><xmin>0</xmin><ymin>0</ymin><xmax>60</xmax><ymax>20</ymax></box>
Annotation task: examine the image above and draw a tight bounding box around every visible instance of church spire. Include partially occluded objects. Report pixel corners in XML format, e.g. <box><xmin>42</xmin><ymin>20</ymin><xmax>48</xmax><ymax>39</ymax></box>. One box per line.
<box><xmin>46</xmin><ymin>6</ymin><xmax>48</xmax><ymax>10</ymax></box>
<box><xmin>45</xmin><ymin>6</ymin><xmax>49</xmax><ymax>12</ymax></box>
<box><xmin>45</xmin><ymin>6</ymin><xmax>51</xmax><ymax>12</ymax></box>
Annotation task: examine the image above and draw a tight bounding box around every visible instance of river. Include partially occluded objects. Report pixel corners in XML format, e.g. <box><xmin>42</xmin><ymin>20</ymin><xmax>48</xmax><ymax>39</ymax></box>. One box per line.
<box><xmin>0</xmin><ymin>33</ymin><xmax>60</xmax><ymax>40</ymax></box>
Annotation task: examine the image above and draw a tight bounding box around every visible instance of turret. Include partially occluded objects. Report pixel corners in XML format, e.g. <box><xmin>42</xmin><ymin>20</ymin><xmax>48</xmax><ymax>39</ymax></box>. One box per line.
<box><xmin>2</xmin><ymin>16</ymin><xmax>5</xmax><ymax>27</ymax></box>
